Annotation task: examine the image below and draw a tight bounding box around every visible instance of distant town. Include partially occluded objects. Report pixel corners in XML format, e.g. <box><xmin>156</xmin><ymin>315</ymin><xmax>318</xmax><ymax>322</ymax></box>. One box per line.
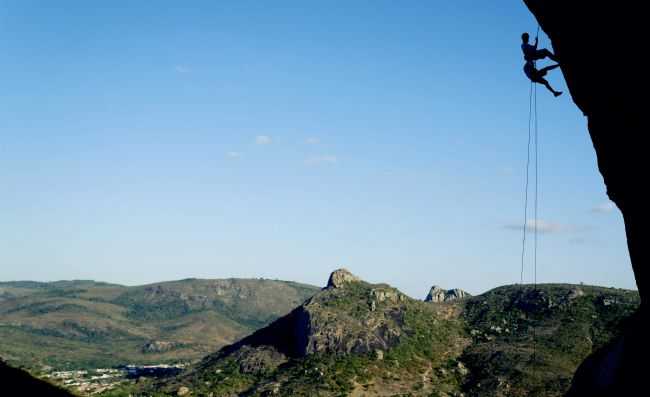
<box><xmin>44</xmin><ymin>363</ymin><xmax>187</xmax><ymax>395</ymax></box>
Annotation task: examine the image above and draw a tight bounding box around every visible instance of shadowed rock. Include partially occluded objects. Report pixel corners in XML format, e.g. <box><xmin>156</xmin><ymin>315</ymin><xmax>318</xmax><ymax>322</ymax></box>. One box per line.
<box><xmin>523</xmin><ymin>1</ymin><xmax>648</xmax><ymax>395</ymax></box>
<box><xmin>0</xmin><ymin>360</ymin><xmax>73</xmax><ymax>397</ymax></box>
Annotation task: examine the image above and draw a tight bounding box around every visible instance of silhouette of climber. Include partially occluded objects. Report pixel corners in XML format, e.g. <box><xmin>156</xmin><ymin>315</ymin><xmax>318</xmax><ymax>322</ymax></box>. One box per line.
<box><xmin>521</xmin><ymin>32</ymin><xmax>562</xmax><ymax>97</ymax></box>
<box><xmin>524</xmin><ymin>61</ymin><xmax>563</xmax><ymax>97</ymax></box>
<box><xmin>521</xmin><ymin>32</ymin><xmax>558</xmax><ymax>62</ymax></box>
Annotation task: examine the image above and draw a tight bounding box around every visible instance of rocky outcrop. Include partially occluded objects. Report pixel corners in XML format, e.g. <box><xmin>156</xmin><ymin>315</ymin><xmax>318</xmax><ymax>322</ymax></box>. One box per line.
<box><xmin>210</xmin><ymin>270</ymin><xmax>409</xmax><ymax>363</ymax></box>
<box><xmin>425</xmin><ymin>286</ymin><xmax>470</xmax><ymax>302</ymax></box>
<box><xmin>523</xmin><ymin>1</ymin><xmax>648</xmax><ymax>394</ymax></box>
<box><xmin>326</xmin><ymin>268</ymin><xmax>361</xmax><ymax>289</ymax></box>
<box><xmin>142</xmin><ymin>340</ymin><xmax>180</xmax><ymax>354</ymax></box>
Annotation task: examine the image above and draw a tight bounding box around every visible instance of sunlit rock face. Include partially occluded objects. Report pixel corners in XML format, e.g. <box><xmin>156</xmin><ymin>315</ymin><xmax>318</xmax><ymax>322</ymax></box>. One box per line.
<box><xmin>326</xmin><ymin>268</ymin><xmax>361</xmax><ymax>289</ymax></box>
<box><xmin>425</xmin><ymin>286</ymin><xmax>470</xmax><ymax>302</ymax></box>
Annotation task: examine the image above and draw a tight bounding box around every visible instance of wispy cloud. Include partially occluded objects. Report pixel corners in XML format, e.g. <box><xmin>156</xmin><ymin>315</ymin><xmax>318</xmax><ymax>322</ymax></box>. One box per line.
<box><xmin>306</xmin><ymin>137</ymin><xmax>320</xmax><ymax>145</ymax></box>
<box><xmin>255</xmin><ymin>135</ymin><xmax>272</xmax><ymax>145</ymax></box>
<box><xmin>591</xmin><ymin>201</ymin><xmax>616</xmax><ymax>214</ymax></box>
<box><xmin>504</xmin><ymin>219</ymin><xmax>569</xmax><ymax>234</ymax></box>
<box><xmin>305</xmin><ymin>155</ymin><xmax>337</xmax><ymax>166</ymax></box>
<box><xmin>226</xmin><ymin>151</ymin><xmax>241</xmax><ymax>159</ymax></box>
<box><xmin>174</xmin><ymin>65</ymin><xmax>190</xmax><ymax>74</ymax></box>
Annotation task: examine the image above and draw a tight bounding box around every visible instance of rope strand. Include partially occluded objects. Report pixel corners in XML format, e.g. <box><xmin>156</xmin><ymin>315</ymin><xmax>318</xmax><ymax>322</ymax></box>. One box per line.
<box><xmin>520</xmin><ymin>81</ymin><xmax>534</xmax><ymax>284</ymax></box>
<box><xmin>532</xmin><ymin>80</ymin><xmax>538</xmax><ymax>367</ymax></box>
<box><xmin>520</xmin><ymin>25</ymin><xmax>541</xmax><ymax>370</ymax></box>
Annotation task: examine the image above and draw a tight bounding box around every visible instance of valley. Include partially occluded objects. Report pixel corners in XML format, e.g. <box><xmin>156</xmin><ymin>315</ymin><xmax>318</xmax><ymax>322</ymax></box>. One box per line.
<box><xmin>0</xmin><ymin>278</ymin><xmax>318</xmax><ymax>371</ymax></box>
<box><xmin>1</xmin><ymin>271</ymin><xmax>638</xmax><ymax>396</ymax></box>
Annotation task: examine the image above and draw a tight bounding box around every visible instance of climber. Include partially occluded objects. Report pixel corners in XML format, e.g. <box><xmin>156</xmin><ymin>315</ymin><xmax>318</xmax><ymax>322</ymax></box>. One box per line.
<box><xmin>524</xmin><ymin>61</ymin><xmax>563</xmax><ymax>97</ymax></box>
<box><xmin>521</xmin><ymin>32</ymin><xmax>559</xmax><ymax>62</ymax></box>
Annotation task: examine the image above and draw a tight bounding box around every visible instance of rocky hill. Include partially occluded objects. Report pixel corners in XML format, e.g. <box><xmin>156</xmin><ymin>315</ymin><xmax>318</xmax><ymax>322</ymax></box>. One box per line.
<box><xmin>121</xmin><ymin>270</ymin><xmax>638</xmax><ymax>397</ymax></box>
<box><xmin>0</xmin><ymin>278</ymin><xmax>318</xmax><ymax>370</ymax></box>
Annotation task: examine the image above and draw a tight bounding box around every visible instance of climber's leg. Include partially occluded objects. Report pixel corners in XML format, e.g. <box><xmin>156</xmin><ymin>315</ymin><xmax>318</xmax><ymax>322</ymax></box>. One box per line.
<box><xmin>534</xmin><ymin>48</ymin><xmax>559</xmax><ymax>63</ymax></box>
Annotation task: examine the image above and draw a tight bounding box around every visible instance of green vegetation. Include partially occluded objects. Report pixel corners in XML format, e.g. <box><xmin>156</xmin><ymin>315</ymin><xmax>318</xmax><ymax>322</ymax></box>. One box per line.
<box><xmin>1</xmin><ymin>275</ymin><xmax>639</xmax><ymax>396</ymax></box>
<box><xmin>460</xmin><ymin>284</ymin><xmax>639</xmax><ymax>396</ymax></box>
<box><xmin>0</xmin><ymin>278</ymin><xmax>319</xmax><ymax>371</ymax></box>
<box><xmin>124</xmin><ymin>277</ymin><xmax>638</xmax><ymax>397</ymax></box>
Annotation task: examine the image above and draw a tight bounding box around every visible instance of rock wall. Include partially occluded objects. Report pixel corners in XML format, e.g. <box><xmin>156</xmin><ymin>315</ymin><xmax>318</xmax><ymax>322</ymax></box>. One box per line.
<box><xmin>522</xmin><ymin>0</ymin><xmax>647</xmax><ymax>306</ymax></box>
<box><xmin>522</xmin><ymin>1</ymin><xmax>648</xmax><ymax>394</ymax></box>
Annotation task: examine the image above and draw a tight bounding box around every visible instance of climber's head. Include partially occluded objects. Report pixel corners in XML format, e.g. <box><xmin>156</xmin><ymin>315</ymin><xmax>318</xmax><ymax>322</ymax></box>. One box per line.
<box><xmin>522</xmin><ymin>32</ymin><xmax>529</xmax><ymax>43</ymax></box>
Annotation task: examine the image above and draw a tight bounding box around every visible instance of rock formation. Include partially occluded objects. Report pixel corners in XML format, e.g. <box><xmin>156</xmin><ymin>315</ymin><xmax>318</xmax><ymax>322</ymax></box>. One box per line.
<box><xmin>425</xmin><ymin>286</ymin><xmax>470</xmax><ymax>302</ymax></box>
<box><xmin>326</xmin><ymin>268</ymin><xmax>361</xmax><ymax>289</ymax></box>
<box><xmin>142</xmin><ymin>340</ymin><xmax>180</xmax><ymax>354</ymax></box>
<box><xmin>523</xmin><ymin>1</ymin><xmax>648</xmax><ymax>394</ymax></box>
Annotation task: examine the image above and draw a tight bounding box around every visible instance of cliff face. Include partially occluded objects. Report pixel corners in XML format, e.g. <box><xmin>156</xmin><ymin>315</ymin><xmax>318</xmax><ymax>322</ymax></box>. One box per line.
<box><xmin>522</xmin><ymin>0</ymin><xmax>647</xmax><ymax>305</ymax></box>
<box><xmin>523</xmin><ymin>1</ymin><xmax>648</xmax><ymax>394</ymax></box>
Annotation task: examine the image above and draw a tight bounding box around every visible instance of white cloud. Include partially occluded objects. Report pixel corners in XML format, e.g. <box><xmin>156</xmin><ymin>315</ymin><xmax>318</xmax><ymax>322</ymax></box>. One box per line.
<box><xmin>174</xmin><ymin>65</ymin><xmax>190</xmax><ymax>74</ymax></box>
<box><xmin>591</xmin><ymin>201</ymin><xmax>616</xmax><ymax>214</ymax></box>
<box><xmin>306</xmin><ymin>137</ymin><xmax>320</xmax><ymax>145</ymax></box>
<box><xmin>305</xmin><ymin>155</ymin><xmax>337</xmax><ymax>166</ymax></box>
<box><xmin>226</xmin><ymin>151</ymin><xmax>241</xmax><ymax>159</ymax></box>
<box><xmin>504</xmin><ymin>219</ymin><xmax>568</xmax><ymax>234</ymax></box>
<box><xmin>255</xmin><ymin>135</ymin><xmax>272</xmax><ymax>145</ymax></box>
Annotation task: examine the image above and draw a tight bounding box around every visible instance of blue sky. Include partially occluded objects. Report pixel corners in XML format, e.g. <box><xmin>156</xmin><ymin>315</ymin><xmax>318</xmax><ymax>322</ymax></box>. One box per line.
<box><xmin>0</xmin><ymin>1</ymin><xmax>635</xmax><ymax>297</ymax></box>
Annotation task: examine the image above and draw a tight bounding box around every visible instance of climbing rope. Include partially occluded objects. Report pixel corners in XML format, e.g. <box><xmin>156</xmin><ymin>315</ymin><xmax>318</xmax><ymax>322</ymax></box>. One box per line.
<box><xmin>519</xmin><ymin>25</ymin><xmax>541</xmax><ymax>370</ymax></box>
<box><xmin>520</xmin><ymin>80</ymin><xmax>533</xmax><ymax>284</ymax></box>
<box><xmin>532</xmin><ymin>78</ymin><xmax>538</xmax><ymax>368</ymax></box>
<box><xmin>520</xmin><ymin>25</ymin><xmax>541</xmax><ymax>286</ymax></box>
<box><xmin>533</xmin><ymin>24</ymin><xmax>540</xmax><ymax>292</ymax></box>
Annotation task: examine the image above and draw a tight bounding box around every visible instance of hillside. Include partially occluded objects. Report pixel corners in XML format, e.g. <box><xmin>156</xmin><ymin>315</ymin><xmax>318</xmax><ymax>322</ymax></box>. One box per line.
<box><xmin>125</xmin><ymin>270</ymin><xmax>638</xmax><ymax>397</ymax></box>
<box><xmin>0</xmin><ymin>278</ymin><xmax>319</xmax><ymax>370</ymax></box>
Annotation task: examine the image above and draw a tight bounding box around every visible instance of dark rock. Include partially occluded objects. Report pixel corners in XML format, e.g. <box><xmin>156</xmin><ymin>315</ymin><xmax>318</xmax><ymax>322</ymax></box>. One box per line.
<box><xmin>522</xmin><ymin>1</ymin><xmax>648</xmax><ymax>394</ymax></box>
<box><xmin>0</xmin><ymin>360</ymin><xmax>73</xmax><ymax>397</ymax></box>
<box><xmin>522</xmin><ymin>0</ymin><xmax>647</xmax><ymax>305</ymax></box>
<box><xmin>235</xmin><ymin>346</ymin><xmax>287</xmax><ymax>374</ymax></box>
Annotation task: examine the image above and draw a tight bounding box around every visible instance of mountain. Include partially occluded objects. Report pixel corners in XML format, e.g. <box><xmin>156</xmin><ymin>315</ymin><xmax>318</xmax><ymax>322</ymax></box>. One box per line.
<box><xmin>0</xmin><ymin>278</ymin><xmax>319</xmax><ymax>370</ymax></box>
<box><xmin>0</xmin><ymin>359</ymin><xmax>73</xmax><ymax>397</ymax></box>
<box><xmin>129</xmin><ymin>270</ymin><xmax>638</xmax><ymax>397</ymax></box>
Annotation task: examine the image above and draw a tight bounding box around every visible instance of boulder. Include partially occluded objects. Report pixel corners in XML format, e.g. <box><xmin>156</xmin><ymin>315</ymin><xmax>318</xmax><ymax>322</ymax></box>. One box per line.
<box><xmin>425</xmin><ymin>286</ymin><xmax>470</xmax><ymax>302</ymax></box>
<box><xmin>326</xmin><ymin>268</ymin><xmax>360</xmax><ymax>289</ymax></box>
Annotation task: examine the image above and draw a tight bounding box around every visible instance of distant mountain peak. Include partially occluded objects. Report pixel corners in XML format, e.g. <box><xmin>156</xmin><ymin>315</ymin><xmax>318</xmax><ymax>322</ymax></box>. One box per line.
<box><xmin>424</xmin><ymin>285</ymin><xmax>470</xmax><ymax>302</ymax></box>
